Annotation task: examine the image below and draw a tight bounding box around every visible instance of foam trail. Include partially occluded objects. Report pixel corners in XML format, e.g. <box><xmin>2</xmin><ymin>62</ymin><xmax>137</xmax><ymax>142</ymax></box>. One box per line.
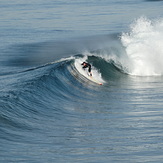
<box><xmin>121</xmin><ymin>17</ymin><xmax>163</xmax><ymax>76</ymax></box>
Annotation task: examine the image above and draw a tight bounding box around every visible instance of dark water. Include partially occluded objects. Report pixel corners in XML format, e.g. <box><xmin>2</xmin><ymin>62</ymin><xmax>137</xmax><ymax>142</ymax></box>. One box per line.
<box><xmin>0</xmin><ymin>0</ymin><xmax>163</xmax><ymax>162</ymax></box>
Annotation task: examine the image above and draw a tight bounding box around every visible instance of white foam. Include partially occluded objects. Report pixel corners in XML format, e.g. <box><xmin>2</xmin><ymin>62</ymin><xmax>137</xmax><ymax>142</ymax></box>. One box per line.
<box><xmin>121</xmin><ymin>16</ymin><xmax>163</xmax><ymax>76</ymax></box>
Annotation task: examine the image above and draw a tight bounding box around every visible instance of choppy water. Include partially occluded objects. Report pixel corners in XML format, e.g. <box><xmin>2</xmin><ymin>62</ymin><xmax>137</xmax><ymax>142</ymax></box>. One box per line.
<box><xmin>0</xmin><ymin>0</ymin><xmax>163</xmax><ymax>162</ymax></box>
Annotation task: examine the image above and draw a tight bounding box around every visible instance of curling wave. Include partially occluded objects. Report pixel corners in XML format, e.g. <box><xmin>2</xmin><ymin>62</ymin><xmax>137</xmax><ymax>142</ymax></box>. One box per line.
<box><xmin>1</xmin><ymin>16</ymin><xmax>163</xmax><ymax>132</ymax></box>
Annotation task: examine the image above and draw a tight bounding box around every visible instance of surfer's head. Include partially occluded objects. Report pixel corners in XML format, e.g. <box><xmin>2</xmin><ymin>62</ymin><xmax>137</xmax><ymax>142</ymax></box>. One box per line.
<box><xmin>81</xmin><ymin>62</ymin><xmax>86</xmax><ymax>65</ymax></box>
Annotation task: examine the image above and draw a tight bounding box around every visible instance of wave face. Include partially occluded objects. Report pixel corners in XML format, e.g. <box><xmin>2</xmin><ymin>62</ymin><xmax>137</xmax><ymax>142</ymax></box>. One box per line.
<box><xmin>0</xmin><ymin>52</ymin><xmax>128</xmax><ymax>141</ymax></box>
<box><xmin>0</xmin><ymin>59</ymin><xmax>86</xmax><ymax>141</ymax></box>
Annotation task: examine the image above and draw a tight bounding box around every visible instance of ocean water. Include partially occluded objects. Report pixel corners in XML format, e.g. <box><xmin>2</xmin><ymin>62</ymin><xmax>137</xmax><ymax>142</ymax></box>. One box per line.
<box><xmin>0</xmin><ymin>0</ymin><xmax>163</xmax><ymax>162</ymax></box>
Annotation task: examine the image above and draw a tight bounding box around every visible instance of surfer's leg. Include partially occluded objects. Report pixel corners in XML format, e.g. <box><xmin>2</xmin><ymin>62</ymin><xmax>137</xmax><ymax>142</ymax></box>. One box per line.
<box><xmin>88</xmin><ymin>67</ymin><xmax>92</xmax><ymax>76</ymax></box>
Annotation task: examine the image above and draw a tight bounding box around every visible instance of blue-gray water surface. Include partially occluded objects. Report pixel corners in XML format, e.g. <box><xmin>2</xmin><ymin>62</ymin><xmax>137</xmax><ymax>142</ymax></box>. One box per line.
<box><xmin>0</xmin><ymin>0</ymin><xmax>163</xmax><ymax>162</ymax></box>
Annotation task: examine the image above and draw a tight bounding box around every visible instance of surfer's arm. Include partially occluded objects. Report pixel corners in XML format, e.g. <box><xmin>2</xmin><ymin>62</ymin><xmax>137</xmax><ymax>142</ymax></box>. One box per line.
<box><xmin>82</xmin><ymin>65</ymin><xmax>87</xmax><ymax>69</ymax></box>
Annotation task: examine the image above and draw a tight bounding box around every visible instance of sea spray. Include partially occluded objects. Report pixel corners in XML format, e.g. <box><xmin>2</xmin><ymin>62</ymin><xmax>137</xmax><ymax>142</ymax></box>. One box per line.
<box><xmin>121</xmin><ymin>17</ymin><xmax>163</xmax><ymax>76</ymax></box>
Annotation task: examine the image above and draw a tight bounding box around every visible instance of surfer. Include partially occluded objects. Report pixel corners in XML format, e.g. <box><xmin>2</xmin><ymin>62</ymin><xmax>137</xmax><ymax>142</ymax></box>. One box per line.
<box><xmin>81</xmin><ymin>62</ymin><xmax>92</xmax><ymax>76</ymax></box>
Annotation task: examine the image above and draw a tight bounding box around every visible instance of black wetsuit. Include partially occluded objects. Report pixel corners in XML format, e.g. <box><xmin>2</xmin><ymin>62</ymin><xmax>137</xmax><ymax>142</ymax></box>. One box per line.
<box><xmin>82</xmin><ymin>63</ymin><xmax>91</xmax><ymax>73</ymax></box>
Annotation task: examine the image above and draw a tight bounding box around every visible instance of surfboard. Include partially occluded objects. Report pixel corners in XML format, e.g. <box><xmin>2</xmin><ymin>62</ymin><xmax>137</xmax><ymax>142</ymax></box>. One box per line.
<box><xmin>87</xmin><ymin>73</ymin><xmax>103</xmax><ymax>85</ymax></box>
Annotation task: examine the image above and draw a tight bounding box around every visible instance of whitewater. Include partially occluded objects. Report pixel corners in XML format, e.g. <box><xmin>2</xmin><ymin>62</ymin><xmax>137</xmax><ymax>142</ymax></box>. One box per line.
<box><xmin>0</xmin><ymin>0</ymin><xmax>163</xmax><ymax>163</ymax></box>
<box><xmin>121</xmin><ymin>17</ymin><xmax>163</xmax><ymax>76</ymax></box>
